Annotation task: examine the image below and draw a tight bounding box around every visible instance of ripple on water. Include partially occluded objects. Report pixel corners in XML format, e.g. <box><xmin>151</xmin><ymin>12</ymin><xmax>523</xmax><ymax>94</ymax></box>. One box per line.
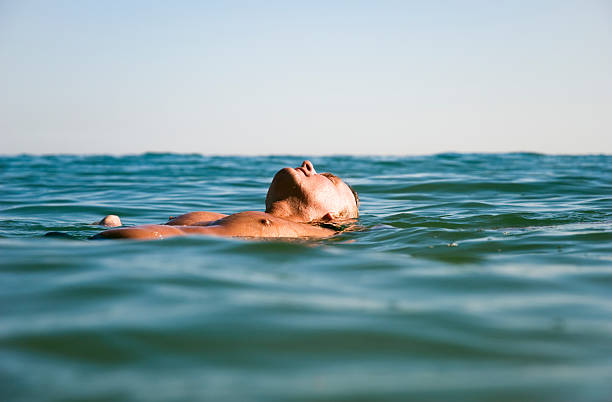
<box><xmin>1</xmin><ymin>154</ymin><xmax>611</xmax><ymax>401</ymax></box>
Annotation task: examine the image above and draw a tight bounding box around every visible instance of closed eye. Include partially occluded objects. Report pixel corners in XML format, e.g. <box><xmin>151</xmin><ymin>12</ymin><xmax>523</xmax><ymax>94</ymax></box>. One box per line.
<box><xmin>321</xmin><ymin>173</ymin><xmax>337</xmax><ymax>183</ymax></box>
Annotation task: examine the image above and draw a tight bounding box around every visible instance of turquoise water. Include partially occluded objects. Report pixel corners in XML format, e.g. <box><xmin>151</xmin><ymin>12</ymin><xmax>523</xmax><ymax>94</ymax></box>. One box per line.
<box><xmin>1</xmin><ymin>153</ymin><xmax>611</xmax><ymax>401</ymax></box>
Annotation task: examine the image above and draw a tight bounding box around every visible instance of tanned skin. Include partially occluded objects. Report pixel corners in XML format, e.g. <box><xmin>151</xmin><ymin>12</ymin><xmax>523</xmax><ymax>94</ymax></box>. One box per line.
<box><xmin>93</xmin><ymin>161</ymin><xmax>358</xmax><ymax>240</ymax></box>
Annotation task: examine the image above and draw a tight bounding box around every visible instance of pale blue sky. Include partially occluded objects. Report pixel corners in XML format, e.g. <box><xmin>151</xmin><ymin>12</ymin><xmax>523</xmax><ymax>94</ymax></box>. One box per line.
<box><xmin>1</xmin><ymin>0</ymin><xmax>610</xmax><ymax>155</ymax></box>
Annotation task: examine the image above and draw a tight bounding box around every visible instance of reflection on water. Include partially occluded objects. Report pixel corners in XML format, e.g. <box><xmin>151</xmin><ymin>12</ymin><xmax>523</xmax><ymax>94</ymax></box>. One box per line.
<box><xmin>1</xmin><ymin>153</ymin><xmax>612</xmax><ymax>401</ymax></box>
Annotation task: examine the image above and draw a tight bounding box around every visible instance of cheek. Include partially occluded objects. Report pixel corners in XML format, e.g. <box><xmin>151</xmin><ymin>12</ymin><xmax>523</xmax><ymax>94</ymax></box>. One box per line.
<box><xmin>336</xmin><ymin>188</ymin><xmax>356</xmax><ymax>214</ymax></box>
<box><xmin>310</xmin><ymin>187</ymin><xmax>345</xmax><ymax>212</ymax></box>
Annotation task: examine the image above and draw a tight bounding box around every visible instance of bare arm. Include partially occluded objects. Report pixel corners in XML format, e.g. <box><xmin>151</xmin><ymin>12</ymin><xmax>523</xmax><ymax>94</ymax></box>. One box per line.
<box><xmin>91</xmin><ymin>224</ymin><xmax>225</xmax><ymax>240</ymax></box>
<box><xmin>165</xmin><ymin>211</ymin><xmax>228</xmax><ymax>226</ymax></box>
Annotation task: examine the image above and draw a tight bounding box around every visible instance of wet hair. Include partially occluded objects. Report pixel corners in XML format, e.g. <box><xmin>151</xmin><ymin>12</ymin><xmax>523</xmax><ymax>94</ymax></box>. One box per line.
<box><xmin>348</xmin><ymin>184</ymin><xmax>359</xmax><ymax>210</ymax></box>
<box><xmin>314</xmin><ymin>220</ymin><xmax>363</xmax><ymax>233</ymax></box>
<box><xmin>320</xmin><ymin>172</ymin><xmax>359</xmax><ymax>215</ymax></box>
<box><xmin>316</xmin><ymin>221</ymin><xmax>347</xmax><ymax>232</ymax></box>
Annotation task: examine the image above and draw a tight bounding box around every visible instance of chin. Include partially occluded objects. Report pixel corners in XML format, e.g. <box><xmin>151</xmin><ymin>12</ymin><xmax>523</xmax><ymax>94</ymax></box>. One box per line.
<box><xmin>271</xmin><ymin>167</ymin><xmax>301</xmax><ymax>186</ymax></box>
<box><xmin>267</xmin><ymin>168</ymin><xmax>301</xmax><ymax>205</ymax></box>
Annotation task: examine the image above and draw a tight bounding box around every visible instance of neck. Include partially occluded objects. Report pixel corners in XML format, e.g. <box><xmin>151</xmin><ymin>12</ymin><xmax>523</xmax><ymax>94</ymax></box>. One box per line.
<box><xmin>265</xmin><ymin>201</ymin><xmax>309</xmax><ymax>223</ymax></box>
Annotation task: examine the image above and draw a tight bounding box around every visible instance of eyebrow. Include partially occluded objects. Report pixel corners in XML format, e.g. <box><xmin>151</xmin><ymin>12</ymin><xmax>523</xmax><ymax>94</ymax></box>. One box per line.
<box><xmin>320</xmin><ymin>172</ymin><xmax>337</xmax><ymax>181</ymax></box>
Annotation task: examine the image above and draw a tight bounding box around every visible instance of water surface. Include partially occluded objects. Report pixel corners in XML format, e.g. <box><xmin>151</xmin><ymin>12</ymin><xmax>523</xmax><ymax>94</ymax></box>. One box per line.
<box><xmin>1</xmin><ymin>154</ymin><xmax>611</xmax><ymax>401</ymax></box>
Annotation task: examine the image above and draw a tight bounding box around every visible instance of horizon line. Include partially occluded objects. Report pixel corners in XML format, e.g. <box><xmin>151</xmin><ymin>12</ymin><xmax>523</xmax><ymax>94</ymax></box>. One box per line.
<box><xmin>1</xmin><ymin>150</ymin><xmax>611</xmax><ymax>157</ymax></box>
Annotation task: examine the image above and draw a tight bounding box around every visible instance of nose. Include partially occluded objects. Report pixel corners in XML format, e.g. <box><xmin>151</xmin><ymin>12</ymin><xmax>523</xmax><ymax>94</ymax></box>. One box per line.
<box><xmin>301</xmin><ymin>160</ymin><xmax>316</xmax><ymax>176</ymax></box>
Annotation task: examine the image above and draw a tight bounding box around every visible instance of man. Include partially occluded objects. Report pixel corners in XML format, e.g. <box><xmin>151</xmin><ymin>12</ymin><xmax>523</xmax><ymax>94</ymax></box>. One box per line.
<box><xmin>93</xmin><ymin>160</ymin><xmax>359</xmax><ymax>240</ymax></box>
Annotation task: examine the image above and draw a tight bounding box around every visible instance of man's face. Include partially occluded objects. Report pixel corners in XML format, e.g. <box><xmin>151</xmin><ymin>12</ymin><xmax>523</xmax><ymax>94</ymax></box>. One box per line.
<box><xmin>265</xmin><ymin>160</ymin><xmax>358</xmax><ymax>223</ymax></box>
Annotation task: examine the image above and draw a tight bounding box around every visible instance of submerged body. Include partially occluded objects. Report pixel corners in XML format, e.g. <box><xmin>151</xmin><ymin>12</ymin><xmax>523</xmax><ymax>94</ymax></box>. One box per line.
<box><xmin>95</xmin><ymin>211</ymin><xmax>336</xmax><ymax>239</ymax></box>
<box><xmin>94</xmin><ymin>161</ymin><xmax>358</xmax><ymax>240</ymax></box>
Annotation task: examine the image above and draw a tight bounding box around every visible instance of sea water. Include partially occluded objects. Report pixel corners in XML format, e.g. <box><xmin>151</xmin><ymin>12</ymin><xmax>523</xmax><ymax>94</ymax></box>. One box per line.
<box><xmin>1</xmin><ymin>153</ymin><xmax>611</xmax><ymax>401</ymax></box>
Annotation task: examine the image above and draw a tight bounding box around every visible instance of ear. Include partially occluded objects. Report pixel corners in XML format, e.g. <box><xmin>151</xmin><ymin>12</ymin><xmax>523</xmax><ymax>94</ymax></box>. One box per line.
<box><xmin>322</xmin><ymin>212</ymin><xmax>336</xmax><ymax>221</ymax></box>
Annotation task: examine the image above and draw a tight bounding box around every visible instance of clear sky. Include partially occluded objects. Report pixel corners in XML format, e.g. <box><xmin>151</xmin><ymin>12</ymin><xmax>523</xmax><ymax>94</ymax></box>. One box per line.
<box><xmin>1</xmin><ymin>0</ymin><xmax>610</xmax><ymax>155</ymax></box>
